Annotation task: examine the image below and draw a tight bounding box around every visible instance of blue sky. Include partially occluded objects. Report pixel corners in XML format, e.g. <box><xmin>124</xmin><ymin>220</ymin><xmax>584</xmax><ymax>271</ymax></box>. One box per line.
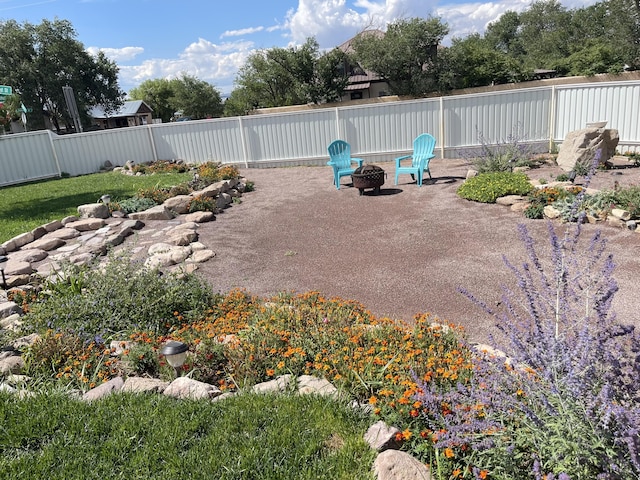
<box><xmin>0</xmin><ymin>0</ymin><xmax>598</xmax><ymax>96</ymax></box>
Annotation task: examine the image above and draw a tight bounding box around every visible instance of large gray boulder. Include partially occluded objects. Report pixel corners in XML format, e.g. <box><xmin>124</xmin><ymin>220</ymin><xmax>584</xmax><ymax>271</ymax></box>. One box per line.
<box><xmin>557</xmin><ymin>127</ymin><xmax>619</xmax><ymax>172</ymax></box>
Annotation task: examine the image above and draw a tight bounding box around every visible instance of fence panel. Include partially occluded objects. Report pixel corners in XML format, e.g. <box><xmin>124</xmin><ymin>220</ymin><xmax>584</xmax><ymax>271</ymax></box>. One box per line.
<box><xmin>53</xmin><ymin>127</ymin><xmax>155</xmax><ymax>175</ymax></box>
<box><xmin>336</xmin><ymin>99</ymin><xmax>441</xmax><ymax>160</ymax></box>
<box><xmin>241</xmin><ymin>109</ymin><xmax>337</xmax><ymax>165</ymax></box>
<box><xmin>0</xmin><ymin>131</ymin><xmax>59</xmax><ymax>186</ymax></box>
<box><xmin>150</xmin><ymin>118</ymin><xmax>245</xmax><ymax>164</ymax></box>
<box><xmin>443</xmin><ymin>88</ymin><xmax>552</xmax><ymax>157</ymax></box>
<box><xmin>554</xmin><ymin>81</ymin><xmax>640</xmax><ymax>153</ymax></box>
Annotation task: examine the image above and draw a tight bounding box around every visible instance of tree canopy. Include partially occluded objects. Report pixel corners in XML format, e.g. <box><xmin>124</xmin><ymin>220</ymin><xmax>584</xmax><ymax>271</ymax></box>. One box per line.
<box><xmin>129</xmin><ymin>75</ymin><xmax>223</xmax><ymax>122</ymax></box>
<box><xmin>0</xmin><ymin>18</ymin><xmax>124</xmax><ymax>131</ymax></box>
<box><xmin>351</xmin><ymin>17</ymin><xmax>449</xmax><ymax>96</ymax></box>
<box><xmin>224</xmin><ymin>38</ymin><xmax>349</xmax><ymax>116</ymax></box>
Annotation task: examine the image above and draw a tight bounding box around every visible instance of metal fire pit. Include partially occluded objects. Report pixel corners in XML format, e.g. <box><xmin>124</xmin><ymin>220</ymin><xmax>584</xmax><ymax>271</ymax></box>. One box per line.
<box><xmin>351</xmin><ymin>164</ymin><xmax>385</xmax><ymax>195</ymax></box>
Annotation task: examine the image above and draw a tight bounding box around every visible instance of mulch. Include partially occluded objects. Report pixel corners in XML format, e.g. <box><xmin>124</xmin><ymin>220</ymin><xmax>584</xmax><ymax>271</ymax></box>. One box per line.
<box><xmin>194</xmin><ymin>158</ymin><xmax>640</xmax><ymax>344</ymax></box>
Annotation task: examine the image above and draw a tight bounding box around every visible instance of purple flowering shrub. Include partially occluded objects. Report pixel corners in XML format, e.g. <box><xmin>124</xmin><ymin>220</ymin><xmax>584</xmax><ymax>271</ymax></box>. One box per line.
<box><xmin>413</xmin><ymin>153</ymin><xmax>640</xmax><ymax>479</ymax></box>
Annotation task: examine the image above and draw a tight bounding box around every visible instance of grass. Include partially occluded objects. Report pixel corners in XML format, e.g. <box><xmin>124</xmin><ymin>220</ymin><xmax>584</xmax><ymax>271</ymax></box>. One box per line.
<box><xmin>0</xmin><ymin>171</ymin><xmax>191</xmax><ymax>243</ymax></box>
<box><xmin>0</xmin><ymin>390</ymin><xmax>376</xmax><ymax>480</ymax></box>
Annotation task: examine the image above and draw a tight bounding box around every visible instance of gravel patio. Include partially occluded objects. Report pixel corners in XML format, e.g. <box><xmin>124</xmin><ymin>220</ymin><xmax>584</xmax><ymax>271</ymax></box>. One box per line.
<box><xmin>194</xmin><ymin>157</ymin><xmax>640</xmax><ymax>344</ymax></box>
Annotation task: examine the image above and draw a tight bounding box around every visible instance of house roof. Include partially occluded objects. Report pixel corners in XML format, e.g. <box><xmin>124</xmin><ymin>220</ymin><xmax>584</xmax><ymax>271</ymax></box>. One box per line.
<box><xmin>89</xmin><ymin>100</ymin><xmax>153</xmax><ymax>119</ymax></box>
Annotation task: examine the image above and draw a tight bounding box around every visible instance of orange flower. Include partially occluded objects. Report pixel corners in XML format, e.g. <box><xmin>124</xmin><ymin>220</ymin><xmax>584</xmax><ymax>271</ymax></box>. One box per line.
<box><xmin>452</xmin><ymin>469</ymin><xmax>462</xmax><ymax>478</ymax></box>
<box><xmin>266</xmin><ymin>368</ymin><xmax>275</xmax><ymax>377</ymax></box>
<box><xmin>478</xmin><ymin>469</ymin><xmax>489</xmax><ymax>479</ymax></box>
<box><xmin>444</xmin><ymin>447</ymin><xmax>454</xmax><ymax>458</ymax></box>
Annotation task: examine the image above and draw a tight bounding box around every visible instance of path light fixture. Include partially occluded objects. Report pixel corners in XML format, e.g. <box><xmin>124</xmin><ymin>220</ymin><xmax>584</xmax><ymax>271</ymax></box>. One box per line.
<box><xmin>159</xmin><ymin>340</ymin><xmax>189</xmax><ymax>377</ymax></box>
<box><xmin>99</xmin><ymin>194</ymin><xmax>111</xmax><ymax>207</ymax></box>
<box><xmin>0</xmin><ymin>255</ymin><xmax>7</xmax><ymax>289</ymax></box>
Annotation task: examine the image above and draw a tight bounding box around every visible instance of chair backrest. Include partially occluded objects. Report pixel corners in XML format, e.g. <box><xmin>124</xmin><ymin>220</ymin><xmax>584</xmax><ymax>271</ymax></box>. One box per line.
<box><xmin>327</xmin><ymin>140</ymin><xmax>352</xmax><ymax>169</ymax></box>
<box><xmin>412</xmin><ymin>133</ymin><xmax>436</xmax><ymax>167</ymax></box>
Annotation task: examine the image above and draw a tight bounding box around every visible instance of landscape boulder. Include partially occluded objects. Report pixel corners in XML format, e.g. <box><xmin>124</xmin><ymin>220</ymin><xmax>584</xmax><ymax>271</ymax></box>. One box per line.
<box><xmin>557</xmin><ymin>127</ymin><xmax>619</xmax><ymax>172</ymax></box>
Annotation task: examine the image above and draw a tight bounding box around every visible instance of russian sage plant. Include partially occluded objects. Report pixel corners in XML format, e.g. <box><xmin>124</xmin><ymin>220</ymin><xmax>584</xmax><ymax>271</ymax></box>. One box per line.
<box><xmin>414</xmin><ymin>152</ymin><xmax>640</xmax><ymax>479</ymax></box>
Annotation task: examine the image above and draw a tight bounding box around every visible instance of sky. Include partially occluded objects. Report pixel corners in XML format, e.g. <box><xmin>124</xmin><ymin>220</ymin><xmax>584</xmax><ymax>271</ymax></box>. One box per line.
<box><xmin>0</xmin><ymin>0</ymin><xmax>599</xmax><ymax>97</ymax></box>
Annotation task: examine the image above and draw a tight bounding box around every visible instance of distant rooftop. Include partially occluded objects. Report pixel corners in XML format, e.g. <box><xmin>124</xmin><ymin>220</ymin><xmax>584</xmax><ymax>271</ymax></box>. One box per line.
<box><xmin>89</xmin><ymin>100</ymin><xmax>152</xmax><ymax>119</ymax></box>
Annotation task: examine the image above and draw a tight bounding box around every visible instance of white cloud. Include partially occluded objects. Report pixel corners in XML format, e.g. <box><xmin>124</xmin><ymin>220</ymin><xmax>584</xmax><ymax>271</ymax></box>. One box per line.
<box><xmin>118</xmin><ymin>38</ymin><xmax>256</xmax><ymax>95</ymax></box>
<box><xmin>221</xmin><ymin>26</ymin><xmax>264</xmax><ymax>38</ymax></box>
<box><xmin>87</xmin><ymin>46</ymin><xmax>145</xmax><ymax>62</ymax></box>
<box><xmin>285</xmin><ymin>0</ymin><xmax>370</xmax><ymax>47</ymax></box>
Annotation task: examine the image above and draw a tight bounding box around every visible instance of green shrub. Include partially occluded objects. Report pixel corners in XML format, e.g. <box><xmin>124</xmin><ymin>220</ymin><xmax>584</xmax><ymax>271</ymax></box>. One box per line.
<box><xmin>457</xmin><ymin>172</ymin><xmax>533</xmax><ymax>203</ymax></box>
<box><xmin>556</xmin><ymin>173</ymin><xmax>570</xmax><ymax>182</ymax></box>
<box><xmin>612</xmin><ymin>185</ymin><xmax>640</xmax><ymax>217</ymax></box>
<box><xmin>468</xmin><ymin>125</ymin><xmax>537</xmax><ymax>173</ymax></box>
<box><xmin>137</xmin><ymin>186</ymin><xmax>171</xmax><ymax>204</ymax></box>
<box><xmin>22</xmin><ymin>252</ymin><xmax>217</xmax><ymax>340</ymax></box>
<box><xmin>524</xmin><ymin>203</ymin><xmax>545</xmax><ymax>219</ymax></box>
<box><xmin>168</xmin><ymin>182</ymin><xmax>192</xmax><ymax>196</ymax></box>
<box><xmin>112</xmin><ymin>196</ymin><xmax>157</xmax><ymax>214</ymax></box>
<box><xmin>187</xmin><ymin>195</ymin><xmax>216</xmax><ymax>213</ymax></box>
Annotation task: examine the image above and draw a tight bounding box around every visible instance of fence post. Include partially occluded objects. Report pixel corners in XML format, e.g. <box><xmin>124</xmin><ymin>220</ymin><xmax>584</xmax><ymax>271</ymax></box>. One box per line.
<box><xmin>238</xmin><ymin>117</ymin><xmax>249</xmax><ymax>168</ymax></box>
<box><xmin>47</xmin><ymin>130</ymin><xmax>62</xmax><ymax>177</ymax></box>
<box><xmin>548</xmin><ymin>85</ymin><xmax>557</xmax><ymax>153</ymax></box>
<box><xmin>146</xmin><ymin>125</ymin><xmax>159</xmax><ymax>163</ymax></box>
<box><xmin>439</xmin><ymin>96</ymin><xmax>445</xmax><ymax>158</ymax></box>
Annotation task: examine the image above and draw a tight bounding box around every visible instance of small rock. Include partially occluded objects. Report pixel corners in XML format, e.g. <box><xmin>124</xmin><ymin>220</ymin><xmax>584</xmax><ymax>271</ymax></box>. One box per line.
<box><xmin>22</xmin><ymin>237</ymin><xmax>66</xmax><ymax>252</ymax></box>
<box><xmin>365</xmin><ymin>421</ymin><xmax>402</xmax><ymax>452</ymax></box>
<box><xmin>66</xmin><ymin>218</ymin><xmax>106</xmax><ymax>232</ymax></box>
<box><xmin>128</xmin><ymin>205</ymin><xmax>175</xmax><ymax>221</ymax></box>
<box><xmin>8</xmin><ymin>248</ymin><xmax>48</xmax><ymax>263</ymax></box>
<box><xmin>8</xmin><ymin>232</ymin><xmax>34</xmax><ymax>249</ymax></box>
<box><xmin>188</xmin><ymin>250</ymin><xmax>215</xmax><ymax>263</ymax></box>
<box><xmin>0</xmin><ymin>302</ymin><xmax>22</xmax><ymax>318</ymax></box>
<box><xmin>606</xmin><ymin>216</ymin><xmax>626</xmax><ymax>228</ymax></box>
<box><xmin>42</xmin><ymin>227</ymin><xmax>81</xmax><ymax>240</ymax></box>
<box><xmin>297</xmin><ymin>375</ymin><xmax>338</xmax><ymax>396</ymax></box>
<box><xmin>31</xmin><ymin>226</ymin><xmax>48</xmax><ymax>240</ymax></box>
<box><xmin>122</xmin><ymin>377</ymin><xmax>169</xmax><ymax>394</ymax></box>
<box><xmin>252</xmin><ymin>375</ymin><xmax>294</xmax><ymax>394</ymax></box>
<box><xmin>3</xmin><ymin>260</ymin><xmax>32</xmax><ymax>276</ymax></box>
<box><xmin>82</xmin><ymin>377</ymin><xmax>124</xmax><ymax>402</ymax></box>
<box><xmin>495</xmin><ymin>195</ymin><xmax>527</xmax><ymax>206</ymax></box>
<box><xmin>61</xmin><ymin>215</ymin><xmax>80</xmax><ymax>226</ymax></box>
<box><xmin>163</xmin><ymin>376</ymin><xmax>222</xmax><ymax>400</ymax></box>
<box><xmin>543</xmin><ymin>205</ymin><xmax>561</xmax><ymax>219</ymax></box>
<box><xmin>373</xmin><ymin>449</ymin><xmax>432</xmax><ymax>480</ymax></box>
<box><xmin>42</xmin><ymin>220</ymin><xmax>64</xmax><ymax>232</ymax></box>
<box><xmin>0</xmin><ymin>355</ymin><xmax>25</xmax><ymax>375</ymax></box>
<box><xmin>163</xmin><ymin>195</ymin><xmax>192</xmax><ymax>215</ymax></box>
<box><xmin>611</xmin><ymin>208</ymin><xmax>631</xmax><ymax>221</ymax></box>
<box><xmin>185</xmin><ymin>211</ymin><xmax>215</xmax><ymax>223</ymax></box>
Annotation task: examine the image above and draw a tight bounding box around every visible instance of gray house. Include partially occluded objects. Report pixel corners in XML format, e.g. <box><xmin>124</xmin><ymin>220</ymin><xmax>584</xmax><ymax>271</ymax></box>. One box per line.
<box><xmin>89</xmin><ymin>100</ymin><xmax>153</xmax><ymax>129</ymax></box>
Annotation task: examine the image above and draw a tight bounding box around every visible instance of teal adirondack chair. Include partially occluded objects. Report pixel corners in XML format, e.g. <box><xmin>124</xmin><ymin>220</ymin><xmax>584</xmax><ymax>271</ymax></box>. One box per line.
<box><xmin>327</xmin><ymin>140</ymin><xmax>363</xmax><ymax>189</ymax></box>
<box><xmin>394</xmin><ymin>134</ymin><xmax>436</xmax><ymax>187</ymax></box>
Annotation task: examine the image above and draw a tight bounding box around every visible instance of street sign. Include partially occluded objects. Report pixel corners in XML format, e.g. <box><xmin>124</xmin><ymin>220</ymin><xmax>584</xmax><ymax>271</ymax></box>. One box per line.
<box><xmin>0</xmin><ymin>85</ymin><xmax>12</xmax><ymax>96</ymax></box>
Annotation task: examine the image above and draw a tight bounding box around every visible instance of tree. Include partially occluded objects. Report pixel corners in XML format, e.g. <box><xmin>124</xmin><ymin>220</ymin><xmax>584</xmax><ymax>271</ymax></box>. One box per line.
<box><xmin>516</xmin><ymin>0</ymin><xmax>573</xmax><ymax>71</ymax></box>
<box><xmin>351</xmin><ymin>17</ymin><xmax>449</xmax><ymax>96</ymax></box>
<box><xmin>443</xmin><ymin>34</ymin><xmax>526</xmax><ymax>89</ymax></box>
<box><xmin>484</xmin><ymin>11</ymin><xmax>525</xmax><ymax>59</ymax></box>
<box><xmin>226</xmin><ymin>38</ymin><xmax>349</xmax><ymax>113</ymax></box>
<box><xmin>129</xmin><ymin>75</ymin><xmax>223</xmax><ymax>121</ymax></box>
<box><xmin>0</xmin><ymin>18</ymin><xmax>124</xmax><ymax>131</ymax></box>
<box><xmin>170</xmin><ymin>74</ymin><xmax>223</xmax><ymax>120</ymax></box>
<box><xmin>129</xmin><ymin>78</ymin><xmax>177</xmax><ymax>123</ymax></box>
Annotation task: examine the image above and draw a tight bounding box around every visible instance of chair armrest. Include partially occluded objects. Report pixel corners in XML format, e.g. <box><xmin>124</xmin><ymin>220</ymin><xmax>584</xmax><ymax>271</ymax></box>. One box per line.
<box><xmin>327</xmin><ymin>160</ymin><xmax>336</xmax><ymax>166</ymax></box>
<box><xmin>351</xmin><ymin>158</ymin><xmax>364</xmax><ymax>167</ymax></box>
<box><xmin>395</xmin><ymin>155</ymin><xmax>412</xmax><ymax>167</ymax></box>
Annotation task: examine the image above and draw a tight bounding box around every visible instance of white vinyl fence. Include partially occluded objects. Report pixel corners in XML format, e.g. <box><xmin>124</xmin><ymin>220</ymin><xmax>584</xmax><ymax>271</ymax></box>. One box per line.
<box><xmin>1</xmin><ymin>80</ymin><xmax>639</xmax><ymax>187</ymax></box>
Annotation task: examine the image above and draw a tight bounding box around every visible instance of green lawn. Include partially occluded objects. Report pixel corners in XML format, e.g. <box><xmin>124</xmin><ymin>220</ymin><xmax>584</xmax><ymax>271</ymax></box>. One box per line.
<box><xmin>0</xmin><ymin>390</ymin><xmax>376</xmax><ymax>480</ymax></box>
<box><xmin>0</xmin><ymin>172</ymin><xmax>191</xmax><ymax>243</ymax></box>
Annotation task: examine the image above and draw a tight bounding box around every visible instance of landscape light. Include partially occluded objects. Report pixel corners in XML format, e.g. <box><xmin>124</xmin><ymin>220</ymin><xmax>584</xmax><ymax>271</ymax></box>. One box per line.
<box><xmin>159</xmin><ymin>340</ymin><xmax>189</xmax><ymax>377</ymax></box>
<box><xmin>0</xmin><ymin>255</ymin><xmax>7</xmax><ymax>289</ymax></box>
